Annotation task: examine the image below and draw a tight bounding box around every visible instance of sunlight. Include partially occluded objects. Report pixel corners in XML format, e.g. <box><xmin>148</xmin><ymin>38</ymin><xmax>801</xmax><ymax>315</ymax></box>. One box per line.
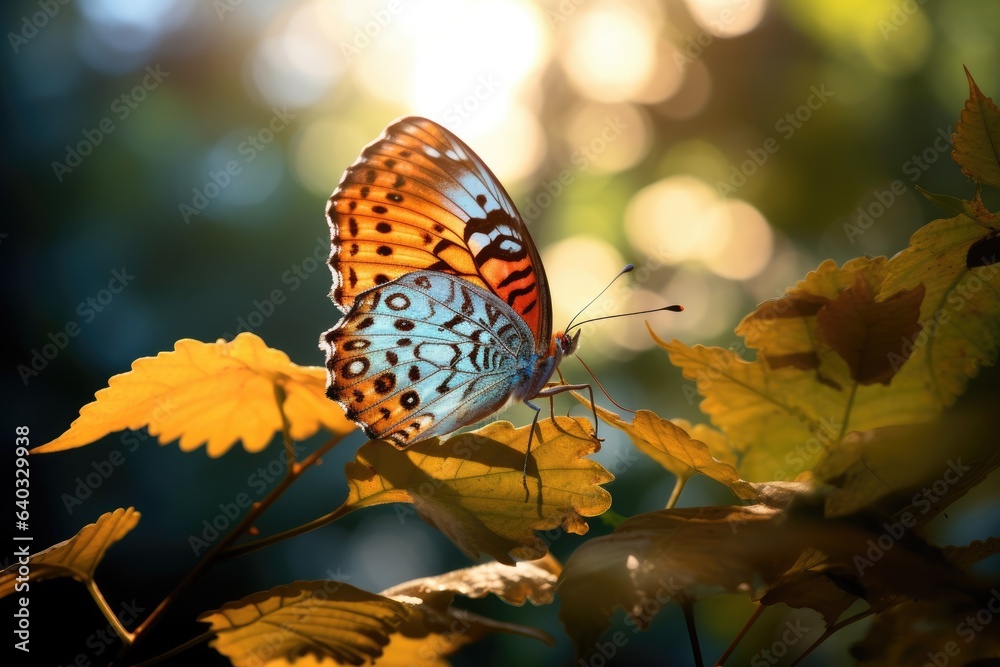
<box><xmin>559</xmin><ymin>0</ymin><xmax>660</xmax><ymax>103</ymax></box>
<box><xmin>683</xmin><ymin>0</ymin><xmax>769</xmax><ymax>38</ymax></box>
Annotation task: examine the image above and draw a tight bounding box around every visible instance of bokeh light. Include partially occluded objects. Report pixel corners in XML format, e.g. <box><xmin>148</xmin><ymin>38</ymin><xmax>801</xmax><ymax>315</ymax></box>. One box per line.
<box><xmin>7</xmin><ymin>1</ymin><xmax>998</xmax><ymax>665</ymax></box>
<box><xmin>559</xmin><ymin>0</ymin><xmax>661</xmax><ymax>103</ymax></box>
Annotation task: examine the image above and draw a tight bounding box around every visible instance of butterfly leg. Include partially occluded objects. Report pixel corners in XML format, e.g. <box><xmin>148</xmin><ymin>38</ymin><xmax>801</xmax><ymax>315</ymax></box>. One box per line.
<box><xmin>521</xmin><ymin>399</ymin><xmax>544</xmax><ymax>501</ymax></box>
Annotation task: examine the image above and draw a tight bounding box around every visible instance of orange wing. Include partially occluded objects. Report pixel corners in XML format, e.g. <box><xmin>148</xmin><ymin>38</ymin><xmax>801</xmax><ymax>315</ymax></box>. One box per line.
<box><xmin>326</xmin><ymin>117</ymin><xmax>552</xmax><ymax>349</ymax></box>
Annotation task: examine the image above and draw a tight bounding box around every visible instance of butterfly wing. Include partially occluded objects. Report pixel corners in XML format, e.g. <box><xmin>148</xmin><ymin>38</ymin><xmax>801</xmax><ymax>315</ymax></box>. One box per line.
<box><xmin>327</xmin><ymin>116</ymin><xmax>552</xmax><ymax>351</ymax></box>
<box><xmin>320</xmin><ymin>270</ymin><xmax>537</xmax><ymax>445</ymax></box>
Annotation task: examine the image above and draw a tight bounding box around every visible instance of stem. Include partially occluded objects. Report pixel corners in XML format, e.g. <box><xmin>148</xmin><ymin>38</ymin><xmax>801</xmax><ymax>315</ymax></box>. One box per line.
<box><xmin>116</xmin><ymin>432</ymin><xmax>342</xmax><ymax>664</ymax></box>
<box><xmin>87</xmin><ymin>579</ymin><xmax>134</xmax><ymax>645</ymax></box>
<box><xmin>132</xmin><ymin>631</ymin><xmax>213</xmax><ymax>667</ymax></box>
<box><xmin>788</xmin><ymin>607</ymin><xmax>875</xmax><ymax>667</ymax></box>
<box><xmin>716</xmin><ymin>602</ymin><xmax>764</xmax><ymax>666</ymax></box>
<box><xmin>666</xmin><ymin>476</ymin><xmax>687</xmax><ymax>509</ymax></box>
<box><xmin>836</xmin><ymin>382</ymin><xmax>859</xmax><ymax>442</ymax></box>
<box><xmin>681</xmin><ymin>598</ymin><xmax>704</xmax><ymax>667</ymax></box>
<box><xmin>221</xmin><ymin>503</ymin><xmax>352</xmax><ymax>562</ymax></box>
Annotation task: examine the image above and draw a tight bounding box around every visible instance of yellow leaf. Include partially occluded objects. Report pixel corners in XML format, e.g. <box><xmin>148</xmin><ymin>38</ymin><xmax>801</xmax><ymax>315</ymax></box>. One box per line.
<box><xmin>372</xmin><ymin>559</ymin><xmax>559</xmax><ymax>665</ymax></box>
<box><xmin>380</xmin><ymin>556</ymin><xmax>561</xmax><ymax>608</ymax></box>
<box><xmin>33</xmin><ymin>333</ymin><xmax>355</xmax><ymax>457</ymax></box>
<box><xmin>0</xmin><ymin>507</ymin><xmax>139</xmax><ymax>597</ymax></box>
<box><xmin>578</xmin><ymin>397</ymin><xmax>756</xmax><ymax>501</ymax></box>
<box><xmin>952</xmin><ymin>67</ymin><xmax>1000</xmax><ymax>188</ymax></box>
<box><xmin>199</xmin><ymin>580</ymin><xmax>408</xmax><ymax>667</ymax></box>
<box><xmin>660</xmin><ymin>257</ymin><xmax>963</xmax><ymax>481</ymax></box>
<box><xmin>336</xmin><ymin>418</ymin><xmax>612</xmax><ymax>564</ymax></box>
<box><xmin>882</xmin><ymin>214</ymin><xmax>1000</xmax><ymax>407</ymax></box>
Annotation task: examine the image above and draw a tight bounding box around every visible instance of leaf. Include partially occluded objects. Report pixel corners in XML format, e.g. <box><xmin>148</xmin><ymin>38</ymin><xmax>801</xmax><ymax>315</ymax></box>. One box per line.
<box><xmin>853</xmin><ymin>597</ymin><xmax>1000</xmax><ymax>666</ymax></box>
<box><xmin>199</xmin><ymin>580</ymin><xmax>409</xmax><ymax>667</ymax></box>
<box><xmin>579</xmin><ymin>397</ymin><xmax>757</xmax><ymax>501</ymax></box>
<box><xmin>881</xmin><ymin>215</ymin><xmax>1000</xmax><ymax>406</ymax></box>
<box><xmin>335</xmin><ymin>418</ymin><xmax>612</xmax><ymax>565</ymax></box>
<box><xmin>819</xmin><ymin>404</ymin><xmax>1000</xmax><ymax>521</ymax></box>
<box><xmin>0</xmin><ymin>508</ymin><xmax>139</xmax><ymax>598</ymax></box>
<box><xmin>373</xmin><ymin>559</ymin><xmax>559</xmax><ymax>665</ymax></box>
<box><xmin>557</xmin><ymin>504</ymin><xmax>978</xmax><ymax>656</ymax></box>
<box><xmin>915</xmin><ymin>186</ymin><xmax>1000</xmax><ymax>226</ymax></box>
<box><xmin>380</xmin><ymin>556</ymin><xmax>561</xmax><ymax>608</ymax></box>
<box><xmin>952</xmin><ymin>67</ymin><xmax>1000</xmax><ymax>188</ymax></box>
<box><xmin>942</xmin><ymin>537</ymin><xmax>1000</xmax><ymax>570</ymax></box>
<box><xmin>815</xmin><ymin>276</ymin><xmax>924</xmax><ymax>385</ymax></box>
<box><xmin>967</xmin><ymin>230</ymin><xmax>1000</xmax><ymax>268</ymax></box>
<box><xmin>661</xmin><ymin>251</ymin><xmax>1000</xmax><ymax>481</ymax></box>
<box><xmin>33</xmin><ymin>333</ymin><xmax>355</xmax><ymax>457</ymax></box>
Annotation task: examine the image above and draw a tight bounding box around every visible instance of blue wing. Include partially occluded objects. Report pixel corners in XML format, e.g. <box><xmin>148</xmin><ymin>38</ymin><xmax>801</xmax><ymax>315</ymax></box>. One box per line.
<box><xmin>320</xmin><ymin>270</ymin><xmax>539</xmax><ymax>445</ymax></box>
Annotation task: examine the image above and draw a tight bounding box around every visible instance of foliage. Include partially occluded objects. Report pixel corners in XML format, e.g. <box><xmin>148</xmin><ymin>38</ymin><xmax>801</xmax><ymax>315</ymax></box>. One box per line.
<box><xmin>8</xmin><ymin>71</ymin><xmax>1000</xmax><ymax>666</ymax></box>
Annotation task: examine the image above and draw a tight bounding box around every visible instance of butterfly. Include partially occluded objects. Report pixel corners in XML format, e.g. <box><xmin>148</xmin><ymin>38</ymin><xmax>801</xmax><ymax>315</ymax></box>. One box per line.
<box><xmin>318</xmin><ymin>116</ymin><xmax>588</xmax><ymax>453</ymax></box>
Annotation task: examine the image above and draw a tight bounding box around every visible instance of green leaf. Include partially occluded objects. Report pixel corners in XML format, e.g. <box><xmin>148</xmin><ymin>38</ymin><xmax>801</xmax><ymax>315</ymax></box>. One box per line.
<box><xmin>952</xmin><ymin>67</ymin><xmax>1000</xmax><ymax>188</ymax></box>
<box><xmin>881</xmin><ymin>215</ymin><xmax>1000</xmax><ymax>406</ymax></box>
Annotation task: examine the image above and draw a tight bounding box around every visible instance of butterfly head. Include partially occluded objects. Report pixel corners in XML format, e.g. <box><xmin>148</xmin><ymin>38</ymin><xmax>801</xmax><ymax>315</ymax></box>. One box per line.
<box><xmin>550</xmin><ymin>329</ymin><xmax>581</xmax><ymax>362</ymax></box>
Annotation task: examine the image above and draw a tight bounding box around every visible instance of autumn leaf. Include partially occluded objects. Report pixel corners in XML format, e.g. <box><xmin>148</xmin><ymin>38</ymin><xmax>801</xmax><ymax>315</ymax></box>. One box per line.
<box><xmin>557</xmin><ymin>504</ymin><xmax>978</xmax><ymax>657</ymax></box>
<box><xmin>942</xmin><ymin>536</ymin><xmax>1000</xmax><ymax>571</ymax></box>
<box><xmin>380</xmin><ymin>556</ymin><xmax>561</xmax><ymax>608</ymax></box>
<box><xmin>33</xmin><ymin>333</ymin><xmax>354</xmax><ymax>457</ymax></box>
<box><xmin>199</xmin><ymin>580</ymin><xmax>409</xmax><ymax>667</ymax></box>
<box><xmin>819</xmin><ymin>404</ymin><xmax>1000</xmax><ymax>520</ymax></box>
<box><xmin>374</xmin><ymin>559</ymin><xmax>558</xmax><ymax>665</ymax></box>
<box><xmin>0</xmin><ymin>507</ymin><xmax>139</xmax><ymax>598</ymax></box>
<box><xmin>577</xmin><ymin>397</ymin><xmax>756</xmax><ymax>502</ymax></box>
<box><xmin>881</xmin><ymin>214</ymin><xmax>1000</xmax><ymax>406</ymax></box>
<box><xmin>853</xmin><ymin>597</ymin><xmax>1000</xmax><ymax>667</ymax></box>
<box><xmin>952</xmin><ymin>67</ymin><xmax>1000</xmax><ymax>188</ymax></box>
<box><xmin>659</xmin><ymin>251</ymin><xmax>1000</xmax><ymax>481</ymax></box>
<box><xmin>816</xmin><ymin>276</ymin><xmax>924</xmax><ymax>385</ymax></box>
<box><xmin>332</xmin><ymin>417</ymin><xmax>612</xmax><ymax>564</ymax></box>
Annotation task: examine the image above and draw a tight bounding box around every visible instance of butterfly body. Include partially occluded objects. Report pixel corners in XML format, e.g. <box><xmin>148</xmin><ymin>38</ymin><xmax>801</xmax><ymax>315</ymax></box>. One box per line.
<box><xmin>320</xmin><ymin>117</ymin><xmax>584</xmax><ymax>448</ymax></box>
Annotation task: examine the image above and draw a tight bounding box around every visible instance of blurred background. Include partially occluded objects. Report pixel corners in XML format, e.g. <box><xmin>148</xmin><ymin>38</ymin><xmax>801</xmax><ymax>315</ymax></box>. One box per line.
<box><xmin>3</xmin><ymin>0</ymin><xmax>999</xmax><ymax>664</ymax></box>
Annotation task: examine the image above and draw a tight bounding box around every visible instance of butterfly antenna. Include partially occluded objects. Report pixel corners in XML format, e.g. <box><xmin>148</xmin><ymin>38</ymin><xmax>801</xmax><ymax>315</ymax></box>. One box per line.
<box><xmin>564</xmin><ymin>264</ymin><xmax>636</xmax><ymax>332</ymax></box>
<box><xmin>564</xmin><ymin>264</ymin><xmax>684</xmax><ymax>334</ymax></box>
<box><xmin>575</xmin><ymin>354</ymin><xmax>636</xmax><ymax>414</ymax></box>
